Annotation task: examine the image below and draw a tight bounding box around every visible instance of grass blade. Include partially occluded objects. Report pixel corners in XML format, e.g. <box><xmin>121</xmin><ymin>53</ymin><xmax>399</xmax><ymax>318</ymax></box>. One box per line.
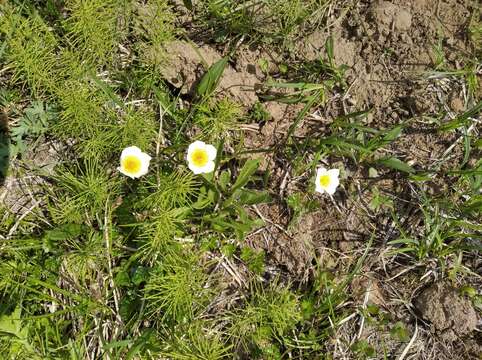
<box><xmin>196</xmin><ymin>57</ymin><xmax>228</xmax><ymax>98</ymax></box>
<box><xmin>376</xmin><ymin>157</ymin><xmax>416</xmax><ymax>174</ymax></box>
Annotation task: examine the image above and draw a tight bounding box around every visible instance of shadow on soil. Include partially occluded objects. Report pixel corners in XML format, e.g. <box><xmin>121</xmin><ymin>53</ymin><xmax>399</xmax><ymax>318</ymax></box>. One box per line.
<box><xmin>0</xmin><ymin>111</ymin><xmax>9</xmax><ymax>186</ymax></box>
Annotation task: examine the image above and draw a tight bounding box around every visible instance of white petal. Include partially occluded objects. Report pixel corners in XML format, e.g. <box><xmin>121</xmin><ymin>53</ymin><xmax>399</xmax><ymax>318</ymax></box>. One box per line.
<box><xmin>138</xmin><ymin>163</ymin><xmax>150</xmax><ymax>177</ymax></box>
<box><xmin>188</xmin><ymin>162</ymin><xmax>204</xmax><ymax>175</ymax></box>
<box><xmin>199</xmin><ymin>160</ymin><xmax>215</xmax><ymax>174</ymax></box>
<box><xmin>325</xmin><ymin>178</ymin><xmax>340</xmax><ymax>195</ymax></box>
<box><xmin>317</xmin><ymin>167</ymin><xmax>327</xmax><ymax>176</ymax></box>
<box><xmin>315</xmin><ymin>167</ymin><xmax>328</xmax><ymax>193</ymax></box>
<box><xmin>140</xmin><ymin>153</ymin><xmax>152</xmax><ymax>173</ymax></box>
<box><xmin>315</xmin><ymin>182</ymin><xmax>325</xmax><ymax>193</ymax></box>
<box><xmin>327</xmin><ymin>168</ymin><xmax>340</xmax><ymax>179</ymax></box>
<box><xmin>121</xmin><ymin>146</ymin><xmax>142</xmax><ymax>159</ymax></box>
<box><xmin>187</xmin><ymin>140</ymin><xmax>206</xmax><ymax>158</ymax></box>
<box><xmin>142</xmin><ymin>152</ymin><xmax>152</xmax><ymax>162</ymax></box>
<box><xmin>205</xmin><ymin>144</ymin><xmax>217</xmax><ymax>161</ymax></box>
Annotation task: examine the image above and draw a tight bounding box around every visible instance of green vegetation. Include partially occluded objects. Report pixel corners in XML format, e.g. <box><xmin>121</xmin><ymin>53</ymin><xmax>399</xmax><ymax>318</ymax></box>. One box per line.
<box><xmin>0</xmin><ymin>0</ymin><xmax>480</xmax><ymax>359</ymax></box>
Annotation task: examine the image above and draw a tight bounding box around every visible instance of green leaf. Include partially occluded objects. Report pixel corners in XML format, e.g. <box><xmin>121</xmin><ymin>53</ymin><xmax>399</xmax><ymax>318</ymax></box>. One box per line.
<box><xmin>439</xmin><ymin>101</ymin><xmax>482</xmax><ymax>131</ymax></box>
<box><xmin>182</xmin><ymin>0</ymin><xmax>193</xmax><ymax>10</ymax></box>
<box><xmin>351</xmin><ymin>340</ymin><xmax>375</xmax><ymax>357</ymax></box>
<box><xmin>390</xmin><ymin>322</ymin><xmax>410</xmax><ymax>342</ymax></box>
<box><xmin>376</xmin><ymin>157</ymin><xmax>415</xmax><ymax>174</ymax></box>
<box><xmin>0</xmin><ymin>306</ymin><xmax>27</xmax><ymax>340</ymax></box>
<box><xmin>114</xmin><ymin>271</ymin><xmax>131</xmax><ymax>287</ymax></box>
<box><xmin>325</xmin><ymin>36</ymin><xmax>334</xmax><ymax>63</ymax></box>
<box><xmin>131</xmin><ymin>266</ymin><xmax>150</xmax><ymax>286</ymax></box>
<box><xmin>409</xmin><ymin>173</ymin><xmax>432</xmax><ymax>181</ymax></box>
<box><xmin>240</xmin><ymin>247</ymin><xmax>265</xmax><ymax>274</ymax></box>
<box><xmin>196</xmin><ymin>57</ymin><xmax>228</xmax><ymax>98</ymax></box>
<box><xmin>232</xmin><ymin>159</ymin><xmax>259</xmax><ymax>192</ymax></box>
<box><xmin>44</xmin><ymin>224</ymin><xmax>86</xmax><ymax>242</ymax></box>
<box><xmin>233</xmin><ymin>189</ymin><xmax>271</xmax><ymax>205</ymax></box>
<box><xmin>462</xmin><ymin>126</ymin><xmax>471</xmax><ymax>166</ymax></box>
<box><xmin>218</xmin><ymin>170</ymin><xmax>231</xmax><ymax>193</ymax></box>
<box><xmin>388</xmin><ymin>238</ymin><xmax>419</xmax><ymax>246</ymax></box>
<box><xmin>381</xmin><ymin>125</ymin><xmax>403</xmax><ymax>142</ymax></box>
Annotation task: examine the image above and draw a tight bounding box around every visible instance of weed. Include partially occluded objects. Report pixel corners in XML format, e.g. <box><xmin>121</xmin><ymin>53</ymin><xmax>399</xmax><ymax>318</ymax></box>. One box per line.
<box><xmin>0</xmin><ymin>6</ymin><xmax>59</xmax><ymax>96</ymax></box>
<box><xmin>229</xmin><ymin>281</ymin><xmax>302</xmax><ymax>358</ymax></box>
<box><xmin>144</xmin><ymin>251</ymin><xmax>213</xmax><ymax>323</ymax></box>
<box><xmin>133</xmin><ymin>0</ymin><xmax>176</xmax><ymax>68</ymax></box>
<box><xmin>2</xmin><ymin>0</ymin><xmax>480</xmax><ymax>358</ymax></box>
<box><xmin>194</xmin><ymin>99</ymin><xmax>243</xmax><ymax>141</ymax></box>
<box><xmin>48</xmin><ymin>159</ymin><xmax>121</xmax><ymax>225</ymax></box>
<box><xmin>9</xmin><ymin>100</ymin><xmax>56</xmax><ymax>158</ymax></box>
<box><xmin>63</xmin><ymin>0</ymin><xmax>125</xmax><ymax>67</ymax></box>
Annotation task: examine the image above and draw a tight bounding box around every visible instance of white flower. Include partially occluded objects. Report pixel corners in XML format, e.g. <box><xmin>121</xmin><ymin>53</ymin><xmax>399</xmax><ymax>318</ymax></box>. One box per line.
<box><xmin>117</xmin><ymin>146</ymin><xmax>151</xmax><ymax>179</ymax></box>
<box><xmin>315</xmin><ymin>167</ymin><xmax>340</xmax><ymax>195</ymax></box>
<box><xmin>187</xmin><ymin>140</ymin><xmax>217</xmax><ymax>174</ymax></box>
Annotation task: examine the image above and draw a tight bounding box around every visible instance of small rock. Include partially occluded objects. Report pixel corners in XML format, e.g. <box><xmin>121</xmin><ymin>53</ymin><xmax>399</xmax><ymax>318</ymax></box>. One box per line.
<box><xmin>394</xmin><ymin>9</ymin><xmax>412</xmax><ymax>32</ymax></box>
<box><xmin>351</xmin><ymin>275</ymin><xmax>387</xmax><ymax>308</ymax></box>
<box><xmin>450</xmin><ymin>97</ymin><xmax>465</xmax><ymax>112</ymax></box>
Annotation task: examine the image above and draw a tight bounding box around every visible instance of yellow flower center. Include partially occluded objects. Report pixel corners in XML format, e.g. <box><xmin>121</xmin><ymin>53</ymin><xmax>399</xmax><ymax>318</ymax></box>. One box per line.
<box><xmin>122</xmin><ymin>155</ymin><xmax>142</xmax><ymax>174</ymax></box>
<box><xmin>319</xmin><ymin>174</ymin><xmax>331</xmax><ymax>188</ymax></box>
<box><xmin>191</xmin><ymin>148</ymin><xmax>208</xmax><ymax>167</ymax></box>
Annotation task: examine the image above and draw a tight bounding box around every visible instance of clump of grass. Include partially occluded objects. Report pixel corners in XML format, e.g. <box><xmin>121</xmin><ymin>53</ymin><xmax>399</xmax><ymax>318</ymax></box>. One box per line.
<box><xmin>160</xmin><ymin>321</ymin><xmax>232</xmax><ymax>359</ymax></box>
<box><xmin>194</xmin><ymin>0</ymin><xmax>330</xmax><ymax>46</ymax></box>
<box><xmin>144</xmin><ymin>251</ymin><xmax>213</xmax><ymax>324</ymax></box>
<box><xmin>133</xmin><ymin>0</ymin><xmax>176</xmax><ymax>68</ymax></box>
<box><xmin>63</xmin><ymin>0</ymin><xmax>124</xmax><ymax>67</ymax></box>
<box><xmin>48</xmin><ymin>159</ymin><xmax>121</xmax><ymax>225</ymax></box>
<box><xmin>0</xmin><ymin>6</ymin><xmax>59</xmax><ymax>96</ymax></box>
<box><xmin>54</xmin><ymin>80</ymin><xmax>111</xmax><ymax>143</ymax></box>
<box><xmin>193</xmin><ymin>98</ymin><xmax>244</xmax><ymax>142</ymax></box>
<box><xmin>136</xmin><ymin>206</ymin><xmax>186</xmax><ymax>263</ymax></box>
<box><xmin>134</xmin><ymin>170</ymin><xmax>199</xmax><ymax>262</ymax></box>
<box><xmin>117</xmin><ymin>106</ymin><xmax>158</xmax><ymax>153</ymax></box>
<box><xmin>229</xmin><ymin>281</ymin><xmax>302</xmax><ymax>358</ymax></box>
<box><xmin>139</xmin><ymin>170</ymin><xmax>199</xmax><ymax>210</ymax></box>
<box><xmin>62</xmin><ymin>229</ymin><xmax>106</xmax><ymax>285</ymax></box>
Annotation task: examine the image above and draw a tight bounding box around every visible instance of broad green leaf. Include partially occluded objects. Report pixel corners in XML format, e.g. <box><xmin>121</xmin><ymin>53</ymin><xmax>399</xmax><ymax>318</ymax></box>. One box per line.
<box><xmin>232</xmin><ymin>159</ymin><xmax>259</xmax><ymax>192</ymax></box>
<box><xmin>376</xmin><ymin>157</ymin><xmax>415</xmax><ymax>174</ymax></box>
<box><xmin>381</xmin><ymin>125</ymin><xmax>403</xmax><ymax>142</ymax></box>
<box><xmin>409</xmin><ymin>173</ymin><xmax>432</xmax><ymax>181</ymax></box>
<box><xmin>233</xmin><ymin>189</ymin><xmax>271</xmax><ymax>205</ymax></box>
<box><xmin>218</xmin><ymin>170</ymin><xmax>231</xmax><ymax>192</ymax></box>
<box><xmin>320</xmin><ymin>137</ymin><xmax>371</xmax><ymax>154</ymax></box>
<box><xmin>388</xmin><ymin>238</ymin><xmax>419</xmax><ymax>246</ymax></box>
<box><xmin>196</xmin><ymin>57</ymin><xmax>228</xmax><ymax>98</ymax></box>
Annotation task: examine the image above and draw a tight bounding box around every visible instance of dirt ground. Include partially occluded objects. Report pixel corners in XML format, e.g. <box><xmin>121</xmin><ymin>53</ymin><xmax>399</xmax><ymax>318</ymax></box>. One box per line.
<box><xmin>2</xmin><ymin>0</ymin><xmax>480</xmax><ymax>358</ymax></box>
<box><xmin>157</xmin><ymin>0</ymin><xmax>482</xmax><ymax>358</ymax></box>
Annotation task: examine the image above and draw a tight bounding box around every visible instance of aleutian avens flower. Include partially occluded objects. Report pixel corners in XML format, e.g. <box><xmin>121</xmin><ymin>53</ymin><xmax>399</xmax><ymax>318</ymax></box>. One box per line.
<box><xmin>315</xmin><ymin>167</ymin><xmax>340</xmax><ymax>195</ymax></box>
<box><xmin>187</xmin><ymin>140</ymin><xmax>217</xmax><ymax>174</ymax></box>
<box><xmin>118</xmin><ymin>146</ymin><xmax>151</xmax><ymax>179</ymax></box>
